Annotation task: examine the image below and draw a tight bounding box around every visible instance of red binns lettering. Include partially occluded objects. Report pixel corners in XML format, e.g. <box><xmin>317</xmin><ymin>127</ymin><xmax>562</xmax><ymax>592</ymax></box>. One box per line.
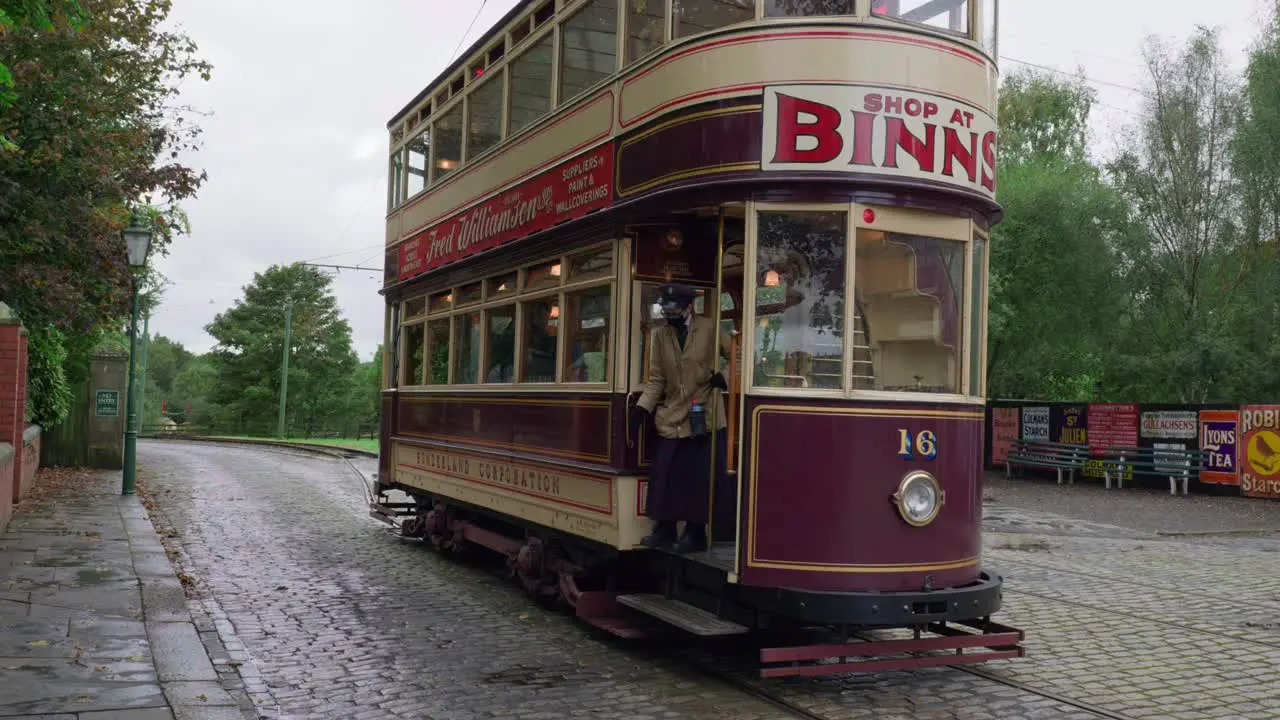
<box><xmin>942</xmin><ymin>127</ymin><xmax>978</xmax><ymax>182</ymax></box>
<box><xmin>772</xmin><ymin>93</ymin><xmax>843</xmax><ymax>163</ymax></box>
<box><xmin>980</xmin><ymin>130</ymin><xmax>997</xmax><ymax>191</ymax></box>
<box><xmin>883</xmin><ymin>117</ymin><xmax>936</xmax><ymax>172</ymax></box>
<box><xmin>849</xmin><ymin>110</ymin><xmax>877</xmax><ymax>167</ymax></box>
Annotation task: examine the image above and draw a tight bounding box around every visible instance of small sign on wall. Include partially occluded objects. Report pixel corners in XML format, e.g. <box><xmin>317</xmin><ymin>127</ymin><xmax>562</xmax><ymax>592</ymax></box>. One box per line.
<box><xmin>1240</xmin><ymin>406</ymin><xmax>1280</xmax><ymax>499</ymax></box>
<box><xmin>95</xmin><ymin>390</ymin><xmax>120</xmax><ymax>417</ymax></box>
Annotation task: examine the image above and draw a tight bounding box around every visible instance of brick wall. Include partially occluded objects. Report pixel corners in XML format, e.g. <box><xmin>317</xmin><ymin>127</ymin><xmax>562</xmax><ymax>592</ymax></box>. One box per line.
<box><xmin>0</xmin><ymin>317</ymin><xmax>20</xmax><ymax>512</ymax></box>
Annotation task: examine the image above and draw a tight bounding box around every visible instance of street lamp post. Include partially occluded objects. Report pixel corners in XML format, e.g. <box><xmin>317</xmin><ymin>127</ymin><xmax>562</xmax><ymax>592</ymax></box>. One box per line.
<box><xmin>121</xmin><ymin>212</ymin><xmax>154</xmax><ymax>495</ymax></box>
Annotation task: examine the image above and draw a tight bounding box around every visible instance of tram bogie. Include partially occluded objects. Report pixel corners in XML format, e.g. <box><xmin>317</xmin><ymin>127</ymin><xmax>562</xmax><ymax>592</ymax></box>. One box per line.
<box><xmin>373</xmin><ymin>0</ymin><xmax>1021</xmax><ymax>677</ymax></box>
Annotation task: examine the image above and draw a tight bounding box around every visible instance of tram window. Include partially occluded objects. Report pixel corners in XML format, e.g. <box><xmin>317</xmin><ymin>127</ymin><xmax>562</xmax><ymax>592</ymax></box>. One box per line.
<box><xmin>406</xmin><ymin>133</ymin><xmax>428</xmax><ymax>196</ymax></box>
<box><xmin>980</xmin><ymin>0</ymin><xmax>996</xmax><ymax>54</ymax></box>
<box><xmin>854</xmin><ymin>229</ymin><xmax>965</xmax><ymax>394</ymax></box>
<box><xmin>429</xmin><ymin>290</ymin><xmax>453</xmax><ymax>314</ymax></box>
<box><xmin>486</xmin><ymin>305</ymin><xmax>517</xmax><ymax>383</ymax></box>
<box><xmin>521</xmin><ymin>297</ymin><xmax>560</xmax><ymax>383</ymax></box>
<box><xmin>568</xmin><ymin>246</ymin><xmax>613</xmax><ymax>282</ymax></box>
<box><xmin>753</xmin><ymin>211</ymin><xmax>846</xmax><ymax>391</ymax></box>
<box><xmin>425</xmin><ymin>319</ymin><xmax>450</xmax><ymax>385</ymax></box>
<box><xmin>764</xmin><ymin>0</ymin><xmax>855</xmax><ymax>16</ymax></box>
<box><xmin>388</xmin><ymin>151</ymin><xmax>403</xmax><ymax>209</ymax></box>
<box><xmin>674</xmin><ymin>0</ymin><xmax>755</xmax><ymax>39</ymax></box>
<box><xmin>487</xmin><ymin>271</ymin><xmax>518</xmax><ymax>299</ymax></box>
<box><xmin>969</xmin><ymin>234</ymin><xmax>987</xmax><ymax>395</ymax></box>
<box><xmin>524</xmin><ymin>260</ymin><xmax>562</xmax><ymax>291</ymax></box>
<box><xmin>626</xmin><ymin>0</ymin><xmax>665</xmax><ymax>64</ymax></box>
<box><xmin>457</xmin><ymin>282</ymin><xmax>483</xmax><ymax>306</ymax></box>
<box><xmin>560</xmin><ymin>0</ymin><xmax>618</xmax><ymax>104</ymax></box>
<box><xmin>403</xmin><ymin>296</ymin><xmax>427</xmax><ymax>321</ymax></box>
<box><xmin>563</xmin><ymin>286</ymin><xmax>611</xmax><ymax>383</ymax></box>
<box><xmin>467</xmin><ymin>73</ymin><xmax>504</xmax><ymax>160</ymax></box>
<box><xmin>403</xmin><ymin>323</ymin><xmax>426</xmax><ymax>385</ymax></box>
<box><xmin>453</xmin><ymin>311</ymin><xmax>482</xmax><ymax>385</ymax></box>
<box><xmin>508</xmin><ymin>34</ymin><xmax>553</xmax><ymax>135</ymax></box>
<box><xmin>872</xmin><ymin>0</ymin><xmax>969</xmax><ymax>34</ymax></box>
<box><xmin>432</xmin><ymin>104</ymin><xmax>463</xmax><ymax>180</ymax></box>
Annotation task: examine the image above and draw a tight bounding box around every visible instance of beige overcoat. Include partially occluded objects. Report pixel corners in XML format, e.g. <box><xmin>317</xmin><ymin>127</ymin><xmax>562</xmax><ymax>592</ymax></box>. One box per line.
<box><xmin>636</xmin><ymin>314</ymin><xmax>731</xmax><ymax>440</ymax></box>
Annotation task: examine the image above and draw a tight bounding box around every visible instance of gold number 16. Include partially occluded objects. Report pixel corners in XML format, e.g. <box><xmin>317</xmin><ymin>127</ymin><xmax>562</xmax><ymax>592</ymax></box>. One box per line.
<box><xmin>897</xmin><ymin>429</ymin><xmax>938</xmax><ymax>460</ymax></box>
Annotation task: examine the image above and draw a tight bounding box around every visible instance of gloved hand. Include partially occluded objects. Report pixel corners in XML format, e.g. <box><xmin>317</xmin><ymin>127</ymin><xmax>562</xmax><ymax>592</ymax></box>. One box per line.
<box><xmin>629</xmin><ymin>403</ymin><xmax>650</xmax><ymax>445</ymax></box>
<box><xmin>708</xmin><ymin>372</ymin><xmax>728</xmax><ymax>392</ymax></box>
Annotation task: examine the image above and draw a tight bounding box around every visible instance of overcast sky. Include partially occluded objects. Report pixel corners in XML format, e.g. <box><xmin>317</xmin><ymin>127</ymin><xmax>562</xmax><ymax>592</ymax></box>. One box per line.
<box><xmin>151</xmin><ymin>0</ymin><xmax>1273</xmax><ymax>361</ymax></box>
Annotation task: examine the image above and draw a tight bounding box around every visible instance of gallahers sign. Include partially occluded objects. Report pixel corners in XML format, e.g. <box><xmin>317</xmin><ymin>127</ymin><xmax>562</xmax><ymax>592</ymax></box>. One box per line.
<box><xmin>761</xmin><ymin>84</ymin><xmax>998</xmax><ymax>200</ymax></box>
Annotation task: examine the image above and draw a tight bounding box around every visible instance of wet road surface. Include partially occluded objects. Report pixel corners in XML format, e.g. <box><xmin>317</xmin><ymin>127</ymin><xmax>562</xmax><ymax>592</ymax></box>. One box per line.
<box><xmin>136</xmin><ymin>440</ymin><xmax>1280</xmax><ymax>720</ymax></box>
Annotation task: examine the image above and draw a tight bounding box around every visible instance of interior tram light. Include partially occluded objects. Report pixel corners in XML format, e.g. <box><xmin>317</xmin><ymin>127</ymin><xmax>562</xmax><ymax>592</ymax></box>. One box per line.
<box><xmin>763</xmin><ymin>270</ymin><xmax>781</xmax><ymax>287</ymax></box>
<box><xmin>892</xmin><ymin>471</ymin><xmax>944</xmax><ymax>527</ymax></box>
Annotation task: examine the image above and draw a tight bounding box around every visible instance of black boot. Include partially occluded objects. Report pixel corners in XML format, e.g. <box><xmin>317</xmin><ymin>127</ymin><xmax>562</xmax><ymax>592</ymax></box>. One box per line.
<box><xmin>641</xmin><ymin>520</ymin><xmax>677</xmax><ymax>550</ymax></box>
<box><xmin>675</xmin><ymin>523</ymin><xmax>707</xmax><ymax>554</ymax></box>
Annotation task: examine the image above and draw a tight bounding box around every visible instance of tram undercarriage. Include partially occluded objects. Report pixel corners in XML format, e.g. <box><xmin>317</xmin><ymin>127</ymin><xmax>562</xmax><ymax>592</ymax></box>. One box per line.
<box><xmin>370</xmin><ymin>486</ymin><xmax>1025</xmax><ymax>679</ymax></box>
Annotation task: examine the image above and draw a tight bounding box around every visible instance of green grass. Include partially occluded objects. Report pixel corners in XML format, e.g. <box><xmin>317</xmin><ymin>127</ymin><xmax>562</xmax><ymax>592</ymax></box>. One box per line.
<box><xmin>208</xmin><ymin>435</ymin><xmax>379</xmax><ymax>454</ymax></box>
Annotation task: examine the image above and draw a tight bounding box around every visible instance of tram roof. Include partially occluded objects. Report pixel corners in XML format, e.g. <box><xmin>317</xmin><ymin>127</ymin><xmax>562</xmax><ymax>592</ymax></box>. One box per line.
<box><xmin>388</xmin><ymin>0</ymin><xmax>538</xmax><ymax>130</ymax></box>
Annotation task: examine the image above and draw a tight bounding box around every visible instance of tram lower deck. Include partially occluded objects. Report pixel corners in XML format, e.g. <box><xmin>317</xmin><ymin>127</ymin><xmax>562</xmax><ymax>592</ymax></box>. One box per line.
<box><xmin>373</xmin><ymin>196</ymin><xmax>1022</xmax><ymax>676</ymax></box>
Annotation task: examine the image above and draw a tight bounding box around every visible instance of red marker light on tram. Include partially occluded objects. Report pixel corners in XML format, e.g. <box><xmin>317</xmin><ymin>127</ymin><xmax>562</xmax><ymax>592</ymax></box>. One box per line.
<box><xmin>863</xmin><ymin>208</ymin><xmax>876</xmax><ymax>224</ymax></box>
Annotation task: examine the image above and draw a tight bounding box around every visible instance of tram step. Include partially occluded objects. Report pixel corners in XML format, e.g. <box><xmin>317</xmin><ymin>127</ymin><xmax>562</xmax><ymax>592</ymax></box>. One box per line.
<box><xmin>616</xmin><ymin>594</ymin><xmax>749</xmax><ymax>636</ymax></box>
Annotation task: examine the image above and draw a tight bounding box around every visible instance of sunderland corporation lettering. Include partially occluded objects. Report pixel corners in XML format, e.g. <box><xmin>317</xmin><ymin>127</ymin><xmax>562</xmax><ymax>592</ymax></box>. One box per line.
<box><xmin>393</xmin><ymin>445</ymin><xmax>612</xmax><ymax>512</ymax></box>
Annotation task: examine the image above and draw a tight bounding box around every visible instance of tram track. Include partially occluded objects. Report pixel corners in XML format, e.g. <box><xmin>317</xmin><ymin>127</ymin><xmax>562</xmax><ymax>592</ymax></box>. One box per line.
<box><xmin>668</xmin><ymin>643</ymin><xmax>1134</xmax><ymax>720</ymax></box>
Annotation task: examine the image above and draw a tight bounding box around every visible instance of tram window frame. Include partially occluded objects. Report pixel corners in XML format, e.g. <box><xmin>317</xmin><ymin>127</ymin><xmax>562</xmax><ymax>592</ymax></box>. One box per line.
<box><xmin>969</xmin><ymin>227</ymin><xmax>989</xmax><ymax>398</ymax></box>
<box><xmin>747</xmin><ymin>205</ymin><xmax>851</xmax><ymax>394</ymax></box>
<box><xmin>396</xmin><ymin>239</ymin><xmax>619</xmax><ymax>392</ymax></box>
<box><xmin>870</xmin><ymin>0</ymin><xmax>971</xmax><ymax>37</ymax></box>
<box><xmin>624</xmin><ymin>0</ymin><xmax>667</xmax><ymax>65</ymax></box>
<box><xmin>558</xmin><ymin>0</ymin><xmax>620</xmax><ymax>107</ymax></box>
<box><xmin>743</xmin><ymin>202</ymin><xmax>977</xmax><ymax>402</ymax></box>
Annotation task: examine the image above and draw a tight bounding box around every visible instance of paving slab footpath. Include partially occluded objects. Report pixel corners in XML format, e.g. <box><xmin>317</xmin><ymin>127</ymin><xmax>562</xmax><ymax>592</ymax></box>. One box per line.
<box><xmin>0</xmin><ymin>468</ymin><xmax>248</xmax><ymax>720</ymax></box>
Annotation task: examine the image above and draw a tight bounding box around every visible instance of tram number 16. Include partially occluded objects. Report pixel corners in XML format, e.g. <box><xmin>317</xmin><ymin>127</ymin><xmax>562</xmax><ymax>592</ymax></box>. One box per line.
<box><xmin>897</xmin><ymin>429</ymin><xmax>938</xmax><ymax>460</ymax></box>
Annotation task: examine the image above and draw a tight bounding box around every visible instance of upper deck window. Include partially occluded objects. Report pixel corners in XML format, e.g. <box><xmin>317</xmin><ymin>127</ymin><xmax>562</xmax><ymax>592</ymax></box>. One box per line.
<box><xmin>406</xmin><ymin>132</ymin><xmax>428</xmax><ymax>197</ymax></box>
<box><xmin>674</xmin><ymin>0</ymin><xmax>755</xmax><ymax>38</ymax></box>
<box><xmin>433</xmin><ymin>104</ymin><xmax>463</xmax><ymax>180</ymax></box>
<box><xmin>626</xmin><ymin>0</ymin><xmax>665</xmax><ymax>64</ymax></box>
<box><xmin>560</xmin><ymin>0</ymin><xmax>618</xmax><ymax>104</ymax></box>
<box><xmin>872</xmin><ymin>0</ymin><xmax>969</xmax><ymax>34</ymax></box>
<box><xmin>467</xmin><ymin>73</ymin><xmax>504</xmax><ymax>160</ymax></box>
<box><xmin>388</xmin><ymin>151</ymin><xmax>404</xmax><ymax>209</ymax></box>
<box><xmin>509</xmin><ymin>33</ymin><xmax>553</xmax><ymax>136</ymax></box>
<box><xmin>763</xmin><ymin>0</ymin><xmax>854</xmax><ymax>16</ymax></box>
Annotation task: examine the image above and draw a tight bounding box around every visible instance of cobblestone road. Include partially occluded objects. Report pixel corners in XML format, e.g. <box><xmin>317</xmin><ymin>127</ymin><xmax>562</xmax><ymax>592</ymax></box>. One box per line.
<box><xmin>136</xmin><ymin>440</ymin><xmax>1280</xmax><ymax>720</ymax></box>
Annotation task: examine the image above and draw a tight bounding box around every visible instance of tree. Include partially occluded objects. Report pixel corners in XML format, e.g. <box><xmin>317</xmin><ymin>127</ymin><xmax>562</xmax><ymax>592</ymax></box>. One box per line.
<box><xmin>0</xmin><ymin>0</ymin><xmax>210</xmax><ymax>426</ymax></box>
<box><xmin>205</xmin><ymin>264</ymin><xmax>359</xmax><ymax>435</ymax></box>
<box><xmin>985</xmin><ymin>67</ymin><xmax>1131</xmax><ymax>400</ymax></box>
<box><xmin>0</xmin><ymin>0</ymin><xmax>87</xmax><ymax>148</ymax></box>
<box><xmin>1106</xmin><ymin>26</ymin><xmax>1244</xmax><ymax>403</ymax></box>
<box><xmin>1235</xmin><ymin>2</ymin><xmax>1280</xmax><ymax>248</ymax></box>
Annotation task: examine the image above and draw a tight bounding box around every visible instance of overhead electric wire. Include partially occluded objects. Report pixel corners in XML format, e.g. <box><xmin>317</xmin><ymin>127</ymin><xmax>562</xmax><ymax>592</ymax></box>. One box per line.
<box><xmin>450</xmin><ymin>0</ymin><xmax>490</xmax><ymax>63</ymax></box>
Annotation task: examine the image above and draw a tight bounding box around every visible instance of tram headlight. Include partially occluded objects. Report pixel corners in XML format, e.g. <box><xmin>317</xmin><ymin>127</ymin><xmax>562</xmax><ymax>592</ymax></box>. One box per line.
<box><xmin>892</xmin><ymin>471</ymin><xmax>944</xmax><ymax>527</ymax></box>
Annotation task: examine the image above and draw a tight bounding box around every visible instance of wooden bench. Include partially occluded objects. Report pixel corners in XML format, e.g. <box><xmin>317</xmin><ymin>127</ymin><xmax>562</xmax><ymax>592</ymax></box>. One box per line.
<box><xmin>1004</xmin><ymin>440</ymin><xmax>1089</xmax><ymax>485</ymax></box>
<box><xmin>1098</xmin><ymin>445</ymin><xmax>1206</xmax><ymax>495</ymax></box>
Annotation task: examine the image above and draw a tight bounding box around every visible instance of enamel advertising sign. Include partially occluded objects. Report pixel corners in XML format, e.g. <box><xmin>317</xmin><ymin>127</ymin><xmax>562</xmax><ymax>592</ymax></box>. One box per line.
<box><xmin>1240</xmin><ymin>406</ymin><xmax>1280</xmax><ymax>499</ymax></box>
<box><xmin>1198</xmin><ymin>410</ymin><xmax>1239</xmax><ymax>486</ymax></box>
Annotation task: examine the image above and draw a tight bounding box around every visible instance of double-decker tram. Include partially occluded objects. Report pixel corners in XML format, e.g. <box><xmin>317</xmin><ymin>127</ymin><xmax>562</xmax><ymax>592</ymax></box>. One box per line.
<box><xmin>373</xmin><ymin>0</ymin><xmax>1023</xmax><ymax>677</ymax></box>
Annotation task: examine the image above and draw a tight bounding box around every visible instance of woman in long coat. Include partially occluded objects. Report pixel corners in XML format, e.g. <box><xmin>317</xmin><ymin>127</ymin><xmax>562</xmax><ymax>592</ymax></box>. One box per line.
<box><xmin>631</xmin><ymin>283</ymin><xmax>731</xmax><ymax>554</ymax></box>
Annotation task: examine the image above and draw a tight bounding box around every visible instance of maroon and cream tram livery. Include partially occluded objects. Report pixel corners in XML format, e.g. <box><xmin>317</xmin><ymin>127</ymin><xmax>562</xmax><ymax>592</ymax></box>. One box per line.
<box><xmin>373</xmin><ymin>0</ymin><xmax>1022</xmax><ymax>676</ymax></box>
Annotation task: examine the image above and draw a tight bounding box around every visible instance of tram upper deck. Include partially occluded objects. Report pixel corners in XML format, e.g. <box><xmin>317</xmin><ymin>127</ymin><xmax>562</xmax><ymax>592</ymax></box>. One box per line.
<box><xmin>382</xmin><ymin>0</ymin><xmax>999</xmax><ymax>280</ymax></box>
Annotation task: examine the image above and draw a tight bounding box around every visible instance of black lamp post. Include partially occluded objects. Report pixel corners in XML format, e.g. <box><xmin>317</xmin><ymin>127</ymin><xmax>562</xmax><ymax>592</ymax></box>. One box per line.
<box><xmin>122</xmin><ymin>212</ymin><xmax>154</xmax><ymax>495</ymax></box>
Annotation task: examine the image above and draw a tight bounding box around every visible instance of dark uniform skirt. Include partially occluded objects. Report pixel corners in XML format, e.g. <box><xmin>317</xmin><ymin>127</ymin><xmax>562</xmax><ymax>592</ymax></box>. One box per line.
<box><xmin>646</xmin><ymin>428</ymin><xmax>734</xmax><ymax>538</ymax></box>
